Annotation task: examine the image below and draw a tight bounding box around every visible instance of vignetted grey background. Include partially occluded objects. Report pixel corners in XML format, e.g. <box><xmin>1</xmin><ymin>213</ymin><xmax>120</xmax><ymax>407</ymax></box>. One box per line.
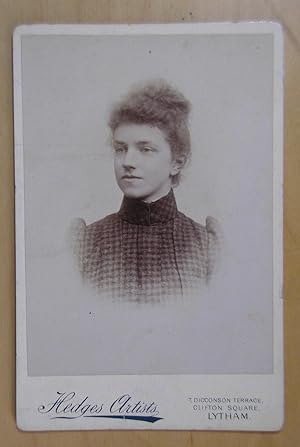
<box><xmin>21</xmin><ymin>32</ymin><xmax>274</xmax><ymax>375</ymax></box>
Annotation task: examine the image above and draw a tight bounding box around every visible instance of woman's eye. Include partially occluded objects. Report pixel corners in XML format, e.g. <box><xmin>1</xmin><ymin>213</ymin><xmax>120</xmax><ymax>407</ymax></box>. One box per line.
<box><xmin>114</xmin><ymin>145</ymin><xmax>126</xmax><ymax>153</ymax></box>
<box><xmin>140</xmin><ymin>146</ymin><xmax>153</xmax><ymax>153</ymax></box>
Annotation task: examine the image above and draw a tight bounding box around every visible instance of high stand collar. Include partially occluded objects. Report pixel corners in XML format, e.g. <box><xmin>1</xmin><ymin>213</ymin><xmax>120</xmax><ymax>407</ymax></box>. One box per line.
<box><xmin>119</xmin><ymin>189</ymin><xmax>178</xmax><ymax>225</ymax></box>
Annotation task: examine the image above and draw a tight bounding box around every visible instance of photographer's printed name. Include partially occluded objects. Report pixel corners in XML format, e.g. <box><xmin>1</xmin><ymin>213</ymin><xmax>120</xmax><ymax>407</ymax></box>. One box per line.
<box><xmin>38</xmin><ymin>392</ymin><xmax>162</xmax><ymax>423</ymax></box>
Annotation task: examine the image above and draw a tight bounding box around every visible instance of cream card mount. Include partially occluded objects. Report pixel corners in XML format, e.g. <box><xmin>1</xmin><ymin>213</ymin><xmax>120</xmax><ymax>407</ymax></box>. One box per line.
<box><xmin>14</xmin><ymin>22</ymin><xmax>283</xmax><ymax>431</ymax></box>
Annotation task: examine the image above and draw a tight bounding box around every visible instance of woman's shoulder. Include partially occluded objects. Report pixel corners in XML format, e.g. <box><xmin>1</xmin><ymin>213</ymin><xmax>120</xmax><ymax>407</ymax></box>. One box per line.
<box><xmin>69</xmin><ymin>213</ymin><xmax>120</xmax><ymax>273</ymax></box>
<box><xmin>177</xmin><ymin>212</ymin><xmax>223</xmax><ymax>278</ymax></box>
<box><xmin>177</xmin><ymin>212</ymin><xmax>221</xmax><ymax>238</ymax></box>
<box><xmin>69</xmin><ymin>212</ymin><xmax>119</xmax><ymax>253</ymax></box>
<box><xmin>72</xmin><ymin>212</ymin><xmax>119</xmax><ymax>236</ymax></box>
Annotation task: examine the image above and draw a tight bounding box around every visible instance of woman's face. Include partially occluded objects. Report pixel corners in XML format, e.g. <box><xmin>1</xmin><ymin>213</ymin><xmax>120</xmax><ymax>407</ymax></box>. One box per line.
<box><xmin>113</xmin><ymin>123</ymin><xmax>180</xmax><ymax>202</ymax></box>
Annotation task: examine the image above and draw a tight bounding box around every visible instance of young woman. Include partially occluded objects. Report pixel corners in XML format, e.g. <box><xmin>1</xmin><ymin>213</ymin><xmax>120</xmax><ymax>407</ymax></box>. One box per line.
<box><xmin>73</xmin><ymin>80</ymin><xmax>221</xmax><ymax>303</ymax></box>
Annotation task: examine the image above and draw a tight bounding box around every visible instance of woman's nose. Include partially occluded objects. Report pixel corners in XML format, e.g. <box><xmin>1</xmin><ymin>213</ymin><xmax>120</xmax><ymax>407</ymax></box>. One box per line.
<box><xmin>123</xmin><ymin>147</ymin><xmax>137</xmax><ymax>168</ymax></box>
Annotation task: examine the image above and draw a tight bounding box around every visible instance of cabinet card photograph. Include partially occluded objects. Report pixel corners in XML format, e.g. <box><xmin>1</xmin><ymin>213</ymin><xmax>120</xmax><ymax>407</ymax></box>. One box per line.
<box><xmin>14</xmin><ymin>22</ymin><xmax>283</xmax><ymax>431</ymax></box>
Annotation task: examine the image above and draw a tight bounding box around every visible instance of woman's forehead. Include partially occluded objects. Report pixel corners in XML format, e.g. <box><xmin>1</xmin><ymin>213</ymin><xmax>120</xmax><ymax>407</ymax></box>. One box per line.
<box><xmin>113</xmin><ymin>123</ymin><xmax>168</xmax><ymax>144</ymax></box>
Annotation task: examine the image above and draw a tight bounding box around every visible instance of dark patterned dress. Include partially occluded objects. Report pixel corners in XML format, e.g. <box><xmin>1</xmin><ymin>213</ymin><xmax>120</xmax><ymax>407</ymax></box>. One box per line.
<box><xmin>72</xmin><ymin>190</ymin><xmax>221</xmax><ymax>303</ymax></box>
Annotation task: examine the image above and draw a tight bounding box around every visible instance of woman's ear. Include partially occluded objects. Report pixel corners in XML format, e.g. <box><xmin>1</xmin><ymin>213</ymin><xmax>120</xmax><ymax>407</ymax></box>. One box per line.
<box><xmin>171</xmin><ymin>156</ymin><xmax>186</xmax><ymax>175</ymax></box>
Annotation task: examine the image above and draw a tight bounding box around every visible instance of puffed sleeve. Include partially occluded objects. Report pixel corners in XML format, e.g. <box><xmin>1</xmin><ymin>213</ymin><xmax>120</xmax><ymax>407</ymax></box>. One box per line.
<box><xmin>206</xmin><ymin>216</ymin><xmax>222</xmax><ymax>280</ymax></box>
<box><xmin>69</xmin><ymin>217</ymin><xmax>87</xmax><ymax>275</ymax></box>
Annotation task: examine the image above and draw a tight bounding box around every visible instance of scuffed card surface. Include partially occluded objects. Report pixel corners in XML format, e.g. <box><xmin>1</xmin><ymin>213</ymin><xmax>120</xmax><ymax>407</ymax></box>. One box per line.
<box><xmin>14</xmin><ymin>22</ymin><xmax>283</xmax><ymax>431</ymax></box>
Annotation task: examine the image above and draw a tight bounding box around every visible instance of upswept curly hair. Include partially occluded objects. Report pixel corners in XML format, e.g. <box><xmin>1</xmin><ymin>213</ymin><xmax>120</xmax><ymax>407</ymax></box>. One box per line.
<box><xmin>108</xmin><ymin>79</ymin><xmax>191</xmax><ymax>186</ymax></box>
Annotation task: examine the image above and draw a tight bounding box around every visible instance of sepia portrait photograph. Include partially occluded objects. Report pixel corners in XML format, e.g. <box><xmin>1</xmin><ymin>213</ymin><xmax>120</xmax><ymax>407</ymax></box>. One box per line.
<box><xmin>14</xmin><ymin>23</ymin><xmax>282</xmax><ymax>420</ymax></box>
<box><xmin>71</xmin><ymin>78</ymin><xmax>222</xmax><ymax>303</ymax></box>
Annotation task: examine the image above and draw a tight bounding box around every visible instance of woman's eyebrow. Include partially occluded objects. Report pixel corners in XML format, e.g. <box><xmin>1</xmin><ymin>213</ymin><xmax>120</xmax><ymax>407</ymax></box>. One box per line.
<box><xmin>113</xmin><ymin>139</ymin><xmax>127</xmax><ymax>145</ymax></box>
<box><xmin>137</xmin><ymin>140</ymin><xmax>154</xmax><ymax>145</ymax></box>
